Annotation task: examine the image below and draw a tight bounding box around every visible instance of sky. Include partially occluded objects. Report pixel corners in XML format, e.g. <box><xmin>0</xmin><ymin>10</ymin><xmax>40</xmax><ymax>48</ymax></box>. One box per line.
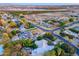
<box><xmin>0</xmin><ymin>3</ymin><xmax>78</xmax><ymax>6</ymax></box>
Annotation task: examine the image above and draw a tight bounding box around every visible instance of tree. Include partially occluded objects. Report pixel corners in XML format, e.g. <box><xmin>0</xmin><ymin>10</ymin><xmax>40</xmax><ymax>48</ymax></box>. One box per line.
<box><xmin>31</xmin><ymin>43</ymin><xmax>38</xmax><ymax>49</ymax></box>
<box><xmin>20</xmin><ymin>18</ymin><xmax>26</xmax><ymax>24</ymax></box>
<box><xmin>69</xmin><ymin>18</ymin><xmax>74</xmax><ymax>22</ymax></box>
<box><xmin>59</xmin><ymin>22</ymin><xmax>65</xmax><ymax>27</ymax></box>
<box><xmin>48</xmin><ymin>21</ymin><xmax>53</xmax><ymax>24</ymax></box>
<box><xmin>37</xmin><ymin>35</ymin><xmax>43</xmax><ymax>40</ymax></box>
<box><xmin>28</xmin><ymin>23</ymin><xmax>34</xmax><ymax>28</ymax></box>
<box><xmin>3</xmin><ymin>48</ymin><xmax>11</xmax><ymax>56</ymax></box>
<box><xmin>68</xmin><ymin>35</ymin><xmax>74</xmax><ymax>39</ymax></box>
<box><xmin>43</xmin><ymin>32</ymin><xmax>56</xmax><ymax>41</ymax></box>
<box><xmin>13</xmin><ymin>43</ymin><xmax>22</xmax><ymax>51</ymax></box>
<box><xmin>44</xmin><ymin>49</ymin><xmax>56</xmax><ymax>56</ymax></box>
<box><xmin>22</xmin><ymin>39</ymin><xmax>32</xmax><ymax>47</ymax></box>
<box><xmin>77</xmin><ymin>44</ymin><xmax>79</xmax><ymax>47</ymax></box>
<box><xmin>15</xmin><ymin>39</ymin><xmax>38</xmax><ymax>49</ymax></box>
<box><xmin>24</xmin><ymin>22</ymin><xmax>29</xmax><ymax>29</ymax></box>
<box><xmin>69</xmin><ymin>28</ymin><xmax>79</xmax><ymax>33</ymax></box>
<box><xmin>60</xmin><ymin>43</ymin><xmax>76</xmax><ymax>55</ymax></box>
<box><xmin>44</xmin><ymin>47</ymin><xmax>65</xmax><ymax>56</ymax></box>
<box><xmin>47</xmin><ymin>40</ymin><xmax>53</xmax><ymax>45</ymax></box>
<box><xmin>3</xmin><ymin>39</ymin><xmax>37</xmax><ymax>56</ymax></box>
<box><xmin>20</xmin><ymin>16</ymin><xmax>24</xmax><ymax>18</ymax></box>
<box><xmin>9</xmin><ymin>21</ymin><xmax>17</xmax><ymax>28</ymax></box>
<box><xmin>16</xmin><ymin>21</ymin><xmax>22</xmax><ymax>27</ymax></box>
<box><xmin>51</xmin><ymin>19</ymin><xmax>57</xmax><ymax>22</ymax></box>
<box><xmin>60</xmin><ymin>32</ymin><xmax>66</xmax><ymax>37</ymax></box>
<box><xmin>11</xmin><ymin>30</ymin><xmax>17</xmax><ymax>35</ymax></box>
<box><xmin>2</xmin><ymin>33</ymin><xmax>10</xmax><ymax>44</ymax></box>
<box><xmin>51</xmin><ymin>37</ymin><xmax>57</xmax><ymax>41</ymax></box>
<box><xmin>59</xmin><ymin>29</ymin><xmax>66</xmax><ymax>37</ymax></box>
<box><xmin>55</xmin><ymin>47</ymin><xmax>62</xmax><ymax>56</ymax></box>
<box><xmin>0</xmin><ymin>19</ymin><xmax>6</xmax><ymax>26</ymax></box>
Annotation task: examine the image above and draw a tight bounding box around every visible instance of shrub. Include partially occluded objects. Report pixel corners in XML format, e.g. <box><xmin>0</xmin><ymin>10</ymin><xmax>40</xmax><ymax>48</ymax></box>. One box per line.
<box><xmin>69</xmin><ymin>18</ymin><xmax>74</xmax><ymax>22</ymax></box>
<box><xmin>37</xmin><ymin>35</ymin><xmax>43</xmax><ymax>41</ymax></box>
<box><xmin>43</xmin><ymin>32</ymin><xmax>56</xmax><ymax>41</ymax></box>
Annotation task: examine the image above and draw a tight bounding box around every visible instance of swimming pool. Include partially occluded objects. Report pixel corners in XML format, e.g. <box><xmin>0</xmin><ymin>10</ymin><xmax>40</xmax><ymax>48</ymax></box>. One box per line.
<box><xmin>0</xmin><ymin>45</ymin><xmax>4</xmax><ymax>55</ymax></box>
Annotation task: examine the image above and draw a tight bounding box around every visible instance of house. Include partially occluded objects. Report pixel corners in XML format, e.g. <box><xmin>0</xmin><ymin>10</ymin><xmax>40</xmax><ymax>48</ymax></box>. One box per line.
<box><xmin>42</xmin><ymin>22</ymin><xmax>52</xmax><ymax>28</ymax></box>
<box><xmin>19</xmin><ymin>24</ymin><xmax>26</xmax><ymax>32</ymax></box>
<box><xmin>21</xmin><ymin>47</ymin><xmax>32</xmax><ymax>56</ymax></box>
<box><xmin>0</xmin><ymin>26</ymin><xmax>4</xmax><ymax>31</ymax></box>
<box><xmin>12</xmin><ymin>35</ymin><xmax>19</xmax><ymax>41</ymax></box>
<box><xmin>31</xmin><ymin>39</ymin><xmax>54</xmax><ymax>56</ymax></box>
<box><xmin>31</xmin><ymin>29</ymin><xmax>45</xmax><ymax>40</ymax></box>
<box><xmin>69</xmin><ymin>13</ymin><xmax>79</xmax><ymax>17</ymax></box>
<box><xmin>63</xmin><ymin>30</ymin><xmax>78</xmax><ymax>38</ymax></box>
<box><xmin>35</xmin><ymin>39</ymin><xmax>48</xmax><ymax>48</ymax></box>
<box><xmin>31</xmin><ymin>29</ymin><xmax>45</xmax><ymax>35</ymax></box>
<box><xmin>18</xmin><ymin>31</ymin><xmax>33</xmax><ymax>39</ymax></box>
<box><xmin>12</xmin><ymin>18</ymin><xmax>18</xmax><ymax>22</ymax></box>
<box><xmin>59</xmin><ymin>17</ymin><xmax>69</xmax><ymax>23</ymax></box>
<box><xmin>70</xmin><ymin>26</ymin><xmax>79</xmax><ymax>33</ymax></box>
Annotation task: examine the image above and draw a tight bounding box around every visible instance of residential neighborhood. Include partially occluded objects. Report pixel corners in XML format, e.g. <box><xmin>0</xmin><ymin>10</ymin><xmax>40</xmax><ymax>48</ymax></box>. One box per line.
<box><xmin>0</xmin><ymin>4</ymin><xmax>79</xmax><ymax>56</ymax></box>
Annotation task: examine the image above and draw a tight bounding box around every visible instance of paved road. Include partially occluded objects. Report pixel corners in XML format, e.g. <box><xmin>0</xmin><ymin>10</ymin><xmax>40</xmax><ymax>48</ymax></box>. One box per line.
<box><xmin>52</xmin><ymin>20</ymin><xmax>79</xmax><ymax>32</ymax></box>
<box><xmin>26</xmin><ymin>19</ymin><xmax>79</xmax><ymax>55</ymax></box>
<box><xmin>31</xmin><ymin>22</ymin><xmax>78</xmax><ymax>49</ymax></box>
<box><xmin>52</xmin><ymin>32</ymin><xmax>78</xmax><ymax>49</ymax></box>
